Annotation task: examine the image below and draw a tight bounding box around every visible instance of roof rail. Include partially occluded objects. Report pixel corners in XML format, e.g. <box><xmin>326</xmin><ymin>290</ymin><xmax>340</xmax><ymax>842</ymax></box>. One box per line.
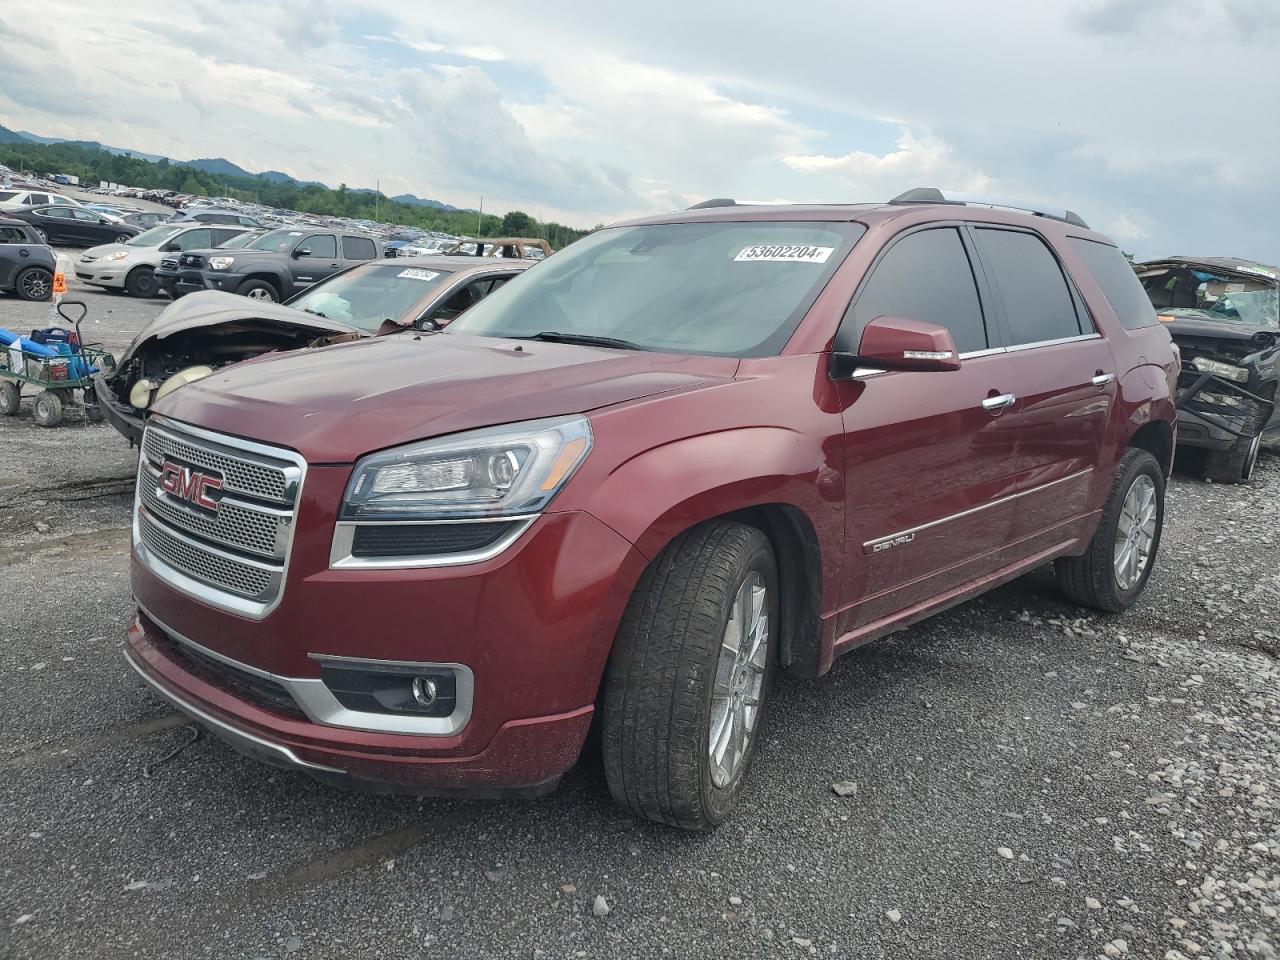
<box><xmin>888</xmin><ymin>187</ymin><xmax>1089</xmax><ymax>229</ymax></box>
<box><xmin>686</xmin><ymin>198</ymin><xmax>737</xmax><ymax>209</ymax></box>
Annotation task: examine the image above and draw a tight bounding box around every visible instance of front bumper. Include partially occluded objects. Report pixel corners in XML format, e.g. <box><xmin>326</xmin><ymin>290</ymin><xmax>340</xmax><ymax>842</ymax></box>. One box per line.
<box><xmin>75</xmin><ymin>261</ymin><xmax>127</xmax><ymax>288</ymax></box>
<box><xmin>126</xmin><ymin>495</ymin><xmax>648</xmax><ymax>794</ymax></box>
<box><xmin>92</xmin><ymin>375</ymin><xmax>145</xmax><ymax>445</ymax></box>
<box><xmin>175</xmin><ymin>269</ymin><xmax>246</xmax><ymax>296</ymax></box>
<box><xmin>1173</xmin><ymin>368</ymin><xmax>1275</xmax><ymax>450</ymax></box>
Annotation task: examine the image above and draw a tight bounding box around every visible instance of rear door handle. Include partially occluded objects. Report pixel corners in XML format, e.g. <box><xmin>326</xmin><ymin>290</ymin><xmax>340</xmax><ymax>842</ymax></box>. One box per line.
<box><xmin>1092</xmin><ymin>372</ymin><xmax>1115</xmax><ymax>387</ymax></box>
<box><xmin>982</xmin><ymin>393</ymin><xmax>1016</xmax><ymax>411</ymax></box>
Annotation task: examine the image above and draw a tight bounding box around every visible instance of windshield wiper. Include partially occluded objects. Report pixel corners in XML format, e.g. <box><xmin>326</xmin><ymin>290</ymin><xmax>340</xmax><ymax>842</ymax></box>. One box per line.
<box><xmin>302</xmin><ymin>308</ymin><xmax>327</xmax><ymax>318</ymax></box>
<box><xmin>517</xmin><ymin>331</ymin><xmax>646</xmax><ymax>351</ymax></box>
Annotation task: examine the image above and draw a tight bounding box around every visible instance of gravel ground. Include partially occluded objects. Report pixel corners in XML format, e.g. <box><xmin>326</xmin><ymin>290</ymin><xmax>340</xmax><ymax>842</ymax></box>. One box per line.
<box><xmin>0</xmin><ymin>278</ymin><xmax>1276</xmax><ymax>959</ymax></box>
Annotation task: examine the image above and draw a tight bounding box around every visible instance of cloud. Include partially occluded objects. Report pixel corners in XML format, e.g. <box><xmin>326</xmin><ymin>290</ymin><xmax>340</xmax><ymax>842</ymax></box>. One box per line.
<box><xmin>784</xmin><ymin>130</ymin><xmax>993</xmax><ymax>198</ymax></box>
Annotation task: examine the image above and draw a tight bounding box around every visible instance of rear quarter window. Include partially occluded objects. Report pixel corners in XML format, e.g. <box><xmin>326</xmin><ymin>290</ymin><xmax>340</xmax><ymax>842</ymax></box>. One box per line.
<box><xmin>1070</xmin><ymin>238</ymin><xmax>1158</xmax><ymax>330</ymax></box>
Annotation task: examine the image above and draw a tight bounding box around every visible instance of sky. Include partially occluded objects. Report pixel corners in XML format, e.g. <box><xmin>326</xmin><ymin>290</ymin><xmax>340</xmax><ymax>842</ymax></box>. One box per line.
<box><xmin>1</xmin><ymin>0</ymin><xmax>1277</xmax><ymax>262</ymax></box>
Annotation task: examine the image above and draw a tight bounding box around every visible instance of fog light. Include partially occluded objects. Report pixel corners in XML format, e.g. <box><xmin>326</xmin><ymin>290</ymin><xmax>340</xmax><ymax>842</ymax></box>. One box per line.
<box><xmin>411</xmin><ymin>676</ymin><xmax>438</xmax><ymax>707</ymax></box>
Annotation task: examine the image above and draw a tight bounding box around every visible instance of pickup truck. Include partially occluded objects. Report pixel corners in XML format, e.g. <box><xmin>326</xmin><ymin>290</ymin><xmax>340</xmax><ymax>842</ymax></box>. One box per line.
<box><xmin>164</xmin><ymin>227</ymin><xmax>381</xmax><ymax>302</ymax></box>
<box><xmin>120</xmin><ymin>189</ymin><xmax>1178</xmax><ymax>828</ymax></box>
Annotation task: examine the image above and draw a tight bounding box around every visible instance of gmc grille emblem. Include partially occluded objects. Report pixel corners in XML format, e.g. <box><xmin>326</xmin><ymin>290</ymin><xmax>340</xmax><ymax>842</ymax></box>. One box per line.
<box><xmin>159</xmin><ymin>460</ymin><xmax>224</xmax><ymax>512</ymax></box>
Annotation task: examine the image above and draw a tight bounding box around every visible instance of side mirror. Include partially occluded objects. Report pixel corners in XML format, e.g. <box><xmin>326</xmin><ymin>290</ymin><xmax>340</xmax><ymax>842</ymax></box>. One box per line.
<box><xmin>293</xmin><ymin>247</ymin><xmax>310</xmax><ymax>258</ymax></box>
<box><xmin>159</xmin><ymin>241</ymin><xmax>179</xmax><ymax>252</ymax></box>
<box><xmin>846</xmin><ymin>316</ymin><xmax>962</xmax><ymax>373</ymax></box>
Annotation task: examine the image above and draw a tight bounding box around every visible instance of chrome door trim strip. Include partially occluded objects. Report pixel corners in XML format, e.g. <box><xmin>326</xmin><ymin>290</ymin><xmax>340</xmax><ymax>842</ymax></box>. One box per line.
<box><xmin>862</xmin><ymin>468</ymin><xmax>1094</xmax><ymax>552</ymax></box>
<box><xmin>1005</xmin><ymin>333</ymin><xmax>1102</xmax><ymax>353</ymax></box>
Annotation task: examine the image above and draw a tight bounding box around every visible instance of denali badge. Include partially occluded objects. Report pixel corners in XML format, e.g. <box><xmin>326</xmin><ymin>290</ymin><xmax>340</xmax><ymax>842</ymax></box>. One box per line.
<box><xmin>159</xmin><ymin>460</ymin><xmax>224</xmax><ymax>512</ymax></box>
<box><xmin>867</xmin><ymin>532</ymin><xmax>915</xmax><ymax>554</ymax></box>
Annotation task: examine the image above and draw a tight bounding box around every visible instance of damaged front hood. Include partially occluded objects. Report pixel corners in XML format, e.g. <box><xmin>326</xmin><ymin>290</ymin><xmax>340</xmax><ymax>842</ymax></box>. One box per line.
<box><xmin>117</xmin><ymin>290</ymin><xmax>360</xmax><ymax>367</ymax></box>
<box><xmin>153</xmin><ymin>333</ymin><xmax>738</xmax><ymax>462</ymax></box>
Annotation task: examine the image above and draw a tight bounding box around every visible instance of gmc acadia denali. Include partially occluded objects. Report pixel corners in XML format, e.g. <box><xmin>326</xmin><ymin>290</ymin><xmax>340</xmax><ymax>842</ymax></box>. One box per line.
<box><xmin>122</xmin><ymin>189</ymin><xmax>1178</xmax><ymax>829</ymax></box>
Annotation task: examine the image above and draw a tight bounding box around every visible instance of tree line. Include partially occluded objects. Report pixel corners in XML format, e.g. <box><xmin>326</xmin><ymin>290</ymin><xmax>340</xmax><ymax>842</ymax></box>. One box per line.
<box><xmin>0</xmin><ymin>140</ymin><xmax>589</xmax><ymax>248</ymax></box>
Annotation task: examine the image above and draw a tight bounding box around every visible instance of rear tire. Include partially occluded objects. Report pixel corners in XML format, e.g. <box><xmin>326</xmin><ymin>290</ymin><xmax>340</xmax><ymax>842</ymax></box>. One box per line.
<box><xmin>0</xmin><ymin>380</ymin><xmax>19</xmax><ymax>415</ymax></box>
<box><xmin>15</xmin><ymin>267</ymin><xmax>53</xmax><ymax>301</ymax></box>
<box><xmin>601</xmin><ymin>521</ymin><xmax>777</xmax><ymax>829</ymax></box>
<box><xmin>33</xmin><ymin>390</ymin><xmax>64</xmax><ymax>427</ymax></box>
<box><xmin>237</xmin><ymin>279</ymin><xmax>278</xmax><ymax>302</ymax></box>
<box><xmin>1202</xmin><ymin>433</ymin><xmax>1261</xmax><ymax>484</ymax></box>
<box><xmin>124</xmin><ymin>266</ymin><xmax>157</xmax><ymax>298</ymax></box>
<box><xmin>1055</xmin><ymin>448</ymin><xmax>1164</xmax><ymax>613</ymax></box>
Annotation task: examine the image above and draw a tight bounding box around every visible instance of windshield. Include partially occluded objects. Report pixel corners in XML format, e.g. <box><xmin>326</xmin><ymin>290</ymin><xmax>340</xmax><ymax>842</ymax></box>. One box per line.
<box><xmin>247</xmin><ymin>228</ymin><xmax>304</xmax><ymax>252</ymax></box>
<box><xmin>286</xmin><ymin>263</ymin><xmax>453</xmax><ymax>332</ymax></box>
<box><xmin>446</xmin><ymin>221</ymin><xmax>865</xmax><ymax>356</ymax></box>
<box><xmin>1142</xmin><ymin>265</ymin><xmax>1280</xmax><ymax>329</ymax></box>
<box><xmin>127</xmin><ymin>225</ymin><xmax>185</xmax><ymax>248</ymax></box>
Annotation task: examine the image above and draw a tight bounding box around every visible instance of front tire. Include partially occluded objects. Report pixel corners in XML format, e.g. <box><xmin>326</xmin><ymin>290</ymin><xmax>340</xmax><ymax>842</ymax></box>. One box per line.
<box><xmin>1202</xmin><ymin>433</ymin><xmax>1261</xmax><ymax>484</ymax></box>
<box><xmin>124</xmin><ymin>266</ymin><xmax>157</xmax><ymax>298</ymax></box>
<box><xmin>602</xmin><ymin>521</ymin><xmax>777</xmax><ymax>829</ymax></box>
<box><xmin>1055</xmin><ymin>448</ymin><xmax>1164</xmax><ymax>612</ymax></box>
<box><xmin>237</xmin><ymin>279</ymin><xmax>278</xmax><ymax>302</ymax></box>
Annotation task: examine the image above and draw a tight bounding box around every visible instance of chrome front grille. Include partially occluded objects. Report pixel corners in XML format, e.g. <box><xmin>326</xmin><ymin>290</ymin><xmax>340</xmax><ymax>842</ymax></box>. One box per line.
<box><xmin>134</xmin><ymin>418</ymin><xmax>305</xmax><ymax>619</ymax></box>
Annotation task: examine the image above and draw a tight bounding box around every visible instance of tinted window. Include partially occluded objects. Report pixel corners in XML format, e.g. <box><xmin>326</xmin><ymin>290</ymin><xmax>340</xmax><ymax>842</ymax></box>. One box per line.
<box><xmin>844</xmin><ymin>227</ymin><xmax>988</xmax><ymax>354</ymax></box>
<box><xmin>342</xmin><ymin>236</ymin><xmax>376</xmax><ymax>261</ymax></box>
<box><xmin>26</xmin><ymin>194</ymin><xmax>49</xmax><ymax>205</ymax></box>
<box><xmin>70</xmin><ymin>208</ymin><xmax>101</xmax><ymax>221</ymax></box>
<box><xmin>211</xmin><ymin>228</ymin><xmax>244</xmax><ymax>245</ymax></box>
<box><xmin>301</xmin><ymin>234</ymin><xmax>337</xmax><ymax>258</ymax></box>
<box><xmin>40</xmin><ymin>207</ymin><xmax>73</xmax><ymax>219</ymax></box>
<box><xmin>0</xmin><ymin>191</ymin><xmax>17</xmax><ymax>201</ymax></box>
<box><xmin>1072</xmin><ymin>239</ymin><xmax>1157</xmax><ymax>330</ymax></box>
<box><xmin>0</xmin><ymin>226</ymin><xmax>26</xmax><ymax>243</ymax></box>
<box><xmin>177</xmin><ymin>229</ymin><xmax>212</xmax><ymax>250</ymax></box>
<box><xmin>238</xmin><ymin>217</ymin><xmax>259</xmax><ymax>227</ymax></box>
<box><xmin>973</xmin><ymin>228</ymin><xmax>1083</xmax><ymax>344</ymax></box>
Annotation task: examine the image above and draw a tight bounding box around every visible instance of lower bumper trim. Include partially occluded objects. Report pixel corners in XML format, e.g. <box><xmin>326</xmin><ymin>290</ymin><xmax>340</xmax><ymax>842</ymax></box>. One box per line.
<box><xmin>123</xmin><ymin>645</ymin><xmax>346</xmax><ymax>776</ymax></box>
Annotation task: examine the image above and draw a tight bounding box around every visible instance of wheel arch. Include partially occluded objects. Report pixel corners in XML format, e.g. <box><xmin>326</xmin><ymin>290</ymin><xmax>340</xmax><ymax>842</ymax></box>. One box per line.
<box><xmin>1127</xmin><ymin>419</ymin><xmax>1174</xmax><ymax>477</ymax></box>
<box><xmin>240</xmin><ymin>272</ymin><xmax>283</xmax><ymax>296</ymax></box>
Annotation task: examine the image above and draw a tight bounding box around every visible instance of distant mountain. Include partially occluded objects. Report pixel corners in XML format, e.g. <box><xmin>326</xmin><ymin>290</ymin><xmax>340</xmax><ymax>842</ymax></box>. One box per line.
<box><xmin>391</xmin><ymin>193</ymin><xmax>464</xmax><ymax>212</ymax></box>
<box><xmin>261</xmin><ymin>170</ymin><xmax>325</xmax><ymax>188</ymax></box>
<box><xmin>188</xmin><ymin>157</ymin><xmax>256</xmax><ymax>179</ymax></box>
<box><xmin>16</xmin><ymin>131</ymin><xmax>167</xmax><ymax>162</ymax></box>
<box><xmin>0</xmin><ymin>124</ymin><xmax>29</xmax><ymax>144</ymax></box>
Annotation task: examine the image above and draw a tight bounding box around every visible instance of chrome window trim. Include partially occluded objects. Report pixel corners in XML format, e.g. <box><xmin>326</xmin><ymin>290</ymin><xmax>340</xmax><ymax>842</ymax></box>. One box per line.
<box><xmin>329</xmin><ymin>515</ymin><xmax>538</xmax><ymax>570</ymax></box>
<box><xmin>138</xmin><ymin>603</ymin><xmax>475</xmax><ymax>737</ymax></box>
<box><xmin>1005</xmin><ymin>333</ymin><xmax>1102</xmax><ymax>353</ymax></box>
<box><xmin>863</xmin><ymin>468</ymin><xmax>1094</xmax><ymax>551</ymax></box>
<box><xmin>123</xmin><ymin>645</ymin><xmax>345</xmax><ymax>774</ymax></box>
<box><xmin>134</xmin><ymin>417</ymin><xmax>306</xmax><ymax>620</ymax></box>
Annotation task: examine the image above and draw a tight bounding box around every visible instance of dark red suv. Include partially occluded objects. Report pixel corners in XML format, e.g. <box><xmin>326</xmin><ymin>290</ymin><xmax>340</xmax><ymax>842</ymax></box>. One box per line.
<box><xmin>122</xmin><ymin>189</ymin><xmax>1178</xmax><ymax>828</ymax></box>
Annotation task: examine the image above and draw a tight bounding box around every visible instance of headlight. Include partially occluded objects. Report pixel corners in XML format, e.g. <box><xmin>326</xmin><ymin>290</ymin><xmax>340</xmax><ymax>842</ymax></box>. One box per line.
<box><xmin>99</xmin><ymin>250</ymin><xmax>129</xmax><ymax>262</ymax></box>
<box><xmin>208</xmin><ymin>256</ymin><xmax>235</xmax><ymax>271</ymax></box>
<box><xmin>1192</xmin><ymin>356</ymin><xmax>1248</xmax><ymax>383</ymax></box>
<box><xmin>341</xmin><ymin>415</ymin><xmax>592</xmax><ymax>520</ymax></box>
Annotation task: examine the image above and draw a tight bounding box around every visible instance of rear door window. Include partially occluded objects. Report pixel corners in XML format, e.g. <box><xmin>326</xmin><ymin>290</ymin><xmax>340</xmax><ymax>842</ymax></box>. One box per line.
<box><xmin>1071</xmin><ymin>238</ymin><xmax>1157</xmax><ymax>329</ymax></box>
<box><xmin>0</xmin><ymin>226</ymin><xmax>26</xmax><ymax>243</ymax></box>
<box><xmin>972</xmin><ymin>228</ymin><xmax>1085</xmax><ymax>344</ymax></box>
<box><xmin>844</xmin><ymin>227</ymin><xmax>989</xmax><ymax>354</ymax></box>
<box><xmin>342</xmin><ymin>236</ymin><xmax>376</xmax><ymax>261</ymax></box>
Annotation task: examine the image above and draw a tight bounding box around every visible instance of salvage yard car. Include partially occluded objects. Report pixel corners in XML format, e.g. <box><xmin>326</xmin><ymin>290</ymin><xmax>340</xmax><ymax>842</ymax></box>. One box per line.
<box><xmin>96</xmin><ymin>256</ymin><xmax>528</xmax><ymax>444</ymax></box>
<box><xmin>1136</xmin><ymin>257</ymin><xmax>1279</xmax><ymax>483</ymax></box>
<box><xmin>7</xmin><ymin>204</ymin><xmax>142</xmax><ymax>246</ymax></box>
<box><xmin>0</xmin><ymin>217</ymin><xmax>56</xmax><ymax>300</ymax></box>
<box><xmin>164</xmin><ymin>227</ymin><xmax>382</xmax><ymax>302</ymax></box>
<box><xmin>77</xmin><ymin>224</ymin><xmax>252</xmax><ymax>298</ymax></box>
<box><xmin>121</xmin><ymin>189</ymin><xmax>1177</xmax><ymax>829</ymax></box>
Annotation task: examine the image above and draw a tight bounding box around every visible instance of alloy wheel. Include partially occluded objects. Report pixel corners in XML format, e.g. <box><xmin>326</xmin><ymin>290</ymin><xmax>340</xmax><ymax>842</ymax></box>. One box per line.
<box><xmin>1113</xmin><ymin>474</ymin><xmax>1157</xmax><ymax>590</ymax></box>
<box><xmin>708</xmin><ymin>571</ymin><xmax>769</xmax><ymax>788</ymax></box>
<box><xmin>34</xmin><ymin>228</ymin><xmax>48</xmax><ymax>243</ymax></box>
<box><xmin>246</xmin><ymin>287</ymin><xmax>275</xmax><ymax>301</ymax></box>
<box><xmin>21</xmin><ymin>271</ymin><xmax>51</xmax><ymax>299</ymax></box>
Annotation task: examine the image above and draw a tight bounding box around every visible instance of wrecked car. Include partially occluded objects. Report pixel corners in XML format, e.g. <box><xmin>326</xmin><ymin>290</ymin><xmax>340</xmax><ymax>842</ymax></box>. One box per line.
<box><xmin>95</xmin><ymin>256</ymin><xmax>529</xmax><ymax>444</ymax></box>
<box><xmin>1136</xmin><ymin>257</ymin><xmax>1279</xmax><ymax>482</ymax></box>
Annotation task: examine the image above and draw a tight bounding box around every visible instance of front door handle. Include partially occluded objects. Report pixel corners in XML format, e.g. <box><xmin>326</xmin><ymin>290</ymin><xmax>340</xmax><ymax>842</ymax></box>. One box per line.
<box><xmin>982</xmin><ymin>393</ymin><xmax>1017</xmax><ymax>412</ymax></box>
<box><xmin>1092</xmin><ymin>371</ymin><xmax>1115</xmax><ymax>387</ymax></box>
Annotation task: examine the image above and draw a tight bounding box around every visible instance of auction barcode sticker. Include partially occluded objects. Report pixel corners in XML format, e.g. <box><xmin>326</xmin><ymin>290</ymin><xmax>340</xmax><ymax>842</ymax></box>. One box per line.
<box><xmin>734</xmin><ymin>244</ymin><xmax>834</xmax><ymax>263</ymax></box>
<box><xmin>397</xmin><ymin>268</ymin><xmax>441</xmax><ymax>281</ymax></box>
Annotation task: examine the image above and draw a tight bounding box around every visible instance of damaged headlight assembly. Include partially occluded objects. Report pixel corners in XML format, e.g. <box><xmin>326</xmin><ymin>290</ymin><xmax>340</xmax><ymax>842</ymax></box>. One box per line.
<box><xmin>332</xmin><ymin>416</ymin><xmax>593</xmax><ymax>567</ymax></box>
<box><xmin>1192</xmin><ymin>356</ymin><xmax>1249</xmax><ymax>383</ymax></box>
